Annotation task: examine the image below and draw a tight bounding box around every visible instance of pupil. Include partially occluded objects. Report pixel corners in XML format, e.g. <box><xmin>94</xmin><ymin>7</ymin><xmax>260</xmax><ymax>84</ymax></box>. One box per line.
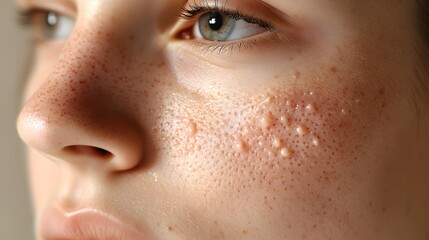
<box><xmin>46</xmin><ymin>12</ymin><xmax>58</xmax><ymax>27</ymax></box>
<box><xmin>208</xmin><ymin>12</ymin><xmax>223</xmax><ymax>31</ymax></box>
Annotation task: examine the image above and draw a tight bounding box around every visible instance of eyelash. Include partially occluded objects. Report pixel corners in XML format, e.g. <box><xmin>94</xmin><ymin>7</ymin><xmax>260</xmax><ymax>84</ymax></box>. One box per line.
<box><xmin>178</xmin><ymin>1</ymin><xmax>277</xmax><ymax>54</ymax></box>
<box><xmin>179</xmin><ymin>2</ymin><xmax>274</xmax><ymax>31</ymax></box>
<box><xmin>18</xmin><ymin>8</ymin><xmax>46</xmax><ymax>26</ymax></box>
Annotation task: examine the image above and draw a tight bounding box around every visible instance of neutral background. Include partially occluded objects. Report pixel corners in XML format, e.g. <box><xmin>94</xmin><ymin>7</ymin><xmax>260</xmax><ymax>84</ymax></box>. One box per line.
<box><xmin>0</xmin><ymin>0</ymin><xmax>34</xmax><ymax>239</ymax></box>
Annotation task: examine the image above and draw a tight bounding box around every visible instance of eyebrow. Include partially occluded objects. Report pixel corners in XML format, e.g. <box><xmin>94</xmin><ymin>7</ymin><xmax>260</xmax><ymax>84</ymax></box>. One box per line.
<box><xmin>17</xmin><ymin>0</ymin><xmax>29</xmax><ymax>8</ymax></box>
<box><xmin>17</xmin><ymin>0</ymin><xmax>76</xmax><ymax>11</ymax></box>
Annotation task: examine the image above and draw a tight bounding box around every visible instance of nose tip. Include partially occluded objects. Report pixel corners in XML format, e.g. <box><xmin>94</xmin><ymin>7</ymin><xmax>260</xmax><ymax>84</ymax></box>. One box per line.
<box><xmin>17</xmin><ymin>104</ymin><xmax>146</xmax><ymax>172</ymax></box>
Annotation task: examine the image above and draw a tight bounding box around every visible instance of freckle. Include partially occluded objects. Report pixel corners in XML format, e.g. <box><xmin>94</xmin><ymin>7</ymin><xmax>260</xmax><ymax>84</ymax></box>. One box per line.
<box><xmin>280</xmin><ymin>147</ymin><xmax>291</xmax><ymax>157</ymax></box>
<box><xmin>186</xmin><ymin>120</ymin><xmax>198</xmax><ymax>137</ymax></box>
<box><xmin>296</xmin><ymin>126</ymin><xmax>308</xmax><ymax>136</ymax></box>
<box><xmin>167</xmin><ymin>226</ymin><xmax>173</xmax><ymax>231</ymax></box>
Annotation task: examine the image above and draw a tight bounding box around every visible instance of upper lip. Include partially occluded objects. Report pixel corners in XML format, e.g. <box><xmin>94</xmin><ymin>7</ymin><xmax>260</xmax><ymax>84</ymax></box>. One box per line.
<box><xmin>40</xmin><ymin>206</ymin><xmax>147</xmax><ymax>240</ymax></box>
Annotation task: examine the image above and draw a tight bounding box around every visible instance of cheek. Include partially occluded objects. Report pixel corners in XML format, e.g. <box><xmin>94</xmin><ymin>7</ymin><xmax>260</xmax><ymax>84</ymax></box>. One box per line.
<box><xmin>158</xmin><ymin>66</ymin><xmax>387</xmax><ymax>214</ymax></box>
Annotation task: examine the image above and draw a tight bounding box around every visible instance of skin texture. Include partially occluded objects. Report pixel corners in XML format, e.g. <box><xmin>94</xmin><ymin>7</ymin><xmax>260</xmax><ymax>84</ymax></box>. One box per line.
<box><xmin>17</xmin><ymin>0</ymin><xmax>429</xmax><ymax>239</ymax></box>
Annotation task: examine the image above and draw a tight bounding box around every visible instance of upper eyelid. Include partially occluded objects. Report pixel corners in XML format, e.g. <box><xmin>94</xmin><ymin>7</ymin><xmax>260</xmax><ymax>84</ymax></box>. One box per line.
<box><xmin>18</xmin><ymin>8</ymin><xmax>75</xmax><ymax>30</ymax></box>
<box><xmin>18</xmin><ymin>0</ymin><xmax>77</xmax><ymax>19</ymax></box>
<box><xmin>182</xmin><ymin>0</ymin><xmax>291</xmax><ymax>24</ymax></box>
<box><xmin>180</xmin><ymin>6</ymin><xmax>273</xmax><ymax>26</ymax></box>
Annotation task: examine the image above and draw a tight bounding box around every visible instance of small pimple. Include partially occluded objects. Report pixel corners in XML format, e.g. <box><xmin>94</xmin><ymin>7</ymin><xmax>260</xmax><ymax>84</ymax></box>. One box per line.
<box><xmin>312</xmin><ymin>138</ymin><xmax>320</xmax><ymax>147</ymax></box>
<box><xmin>293</xmin><ymin>71</ymin><xmax>301</xmax><ymax>79</ymax></box>
<box><xmin>280</xmin><ymin>115</ymin><xmax>290</xmax><ymax>125</ymax></box>
<box><xmin>296</xmin><ymin>126</ymin><xmax>309</xmax><ymax>136</ymax></box>
<box><xmin>273</xmin><ymin>137</ymin><xmax>282</xmax><ymax>148</ymax></box>
<box><xmin>305</xmin><ymin>104</ymin><xmax>316</xmax><ymax>113</ymax></box>
<box><xmin>280</xmin><ymin>148</ymin><xmax>291</xmax><ymax>157</ymax></box>
<box><xmin>260</xmin><ymin>113</ymin><xmax>273</xmax><ymax>129</ymax></box>
<box><xmin>235</xmin><ymin>138</ymin><xmax>248</xmax><ymax>153</ymax></box>
<box><xmin>186</xmin><ymin>120</ymin><xmax>198</xmax><ymax>137</ymax></box>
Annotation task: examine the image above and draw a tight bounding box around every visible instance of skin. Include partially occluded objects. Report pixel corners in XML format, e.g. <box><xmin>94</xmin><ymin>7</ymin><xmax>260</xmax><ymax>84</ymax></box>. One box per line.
<box><xmin>16</xmin><ymin>0</ymin><xmax>429</xmax><ymax>239</ymax></box>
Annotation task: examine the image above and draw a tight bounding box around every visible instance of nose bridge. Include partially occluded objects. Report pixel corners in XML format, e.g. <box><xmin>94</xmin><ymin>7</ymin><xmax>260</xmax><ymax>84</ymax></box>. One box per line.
<box><xmin>29</xmin><ymin>28</ymin><xmax>119</xmax><ymax>124</ymax></box>
<box><xmin>78</xmin><ymin>0</ymin><xmax>157</xmax><ymax>51</ymax></box>
<box><xmin>17</xmin><ymin>14</ymin><xmax>152</xmax><ymax>172</ymax></box>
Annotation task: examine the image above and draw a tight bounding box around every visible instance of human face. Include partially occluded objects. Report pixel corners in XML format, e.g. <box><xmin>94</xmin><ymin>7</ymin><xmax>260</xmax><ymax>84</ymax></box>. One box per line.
<box><xmin>17</xmin><ymin>0</ymin><xmax>429</xmax><ymax>239</ymax></box>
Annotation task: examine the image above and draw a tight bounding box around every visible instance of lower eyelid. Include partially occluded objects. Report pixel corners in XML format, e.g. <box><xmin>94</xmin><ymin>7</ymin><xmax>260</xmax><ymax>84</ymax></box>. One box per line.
<box><xmin>180</xmin><ymin>30</ymin><xmax>283</xmax><ymax>56</ymax></box>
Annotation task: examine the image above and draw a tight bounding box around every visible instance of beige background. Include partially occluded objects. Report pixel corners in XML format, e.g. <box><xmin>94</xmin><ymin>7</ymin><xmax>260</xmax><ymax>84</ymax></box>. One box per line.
<box><xmin>0</xmin><ymin>0</ymin><xmax>34</xmax><ymax>239</ymax></box>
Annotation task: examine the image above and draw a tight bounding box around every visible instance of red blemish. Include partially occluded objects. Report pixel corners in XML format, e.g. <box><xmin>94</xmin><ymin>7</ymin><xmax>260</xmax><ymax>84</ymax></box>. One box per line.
<box><xmin>330</xmin><ymin>67</ymin><xmax>337</xmax><ymax>73</ymax></box>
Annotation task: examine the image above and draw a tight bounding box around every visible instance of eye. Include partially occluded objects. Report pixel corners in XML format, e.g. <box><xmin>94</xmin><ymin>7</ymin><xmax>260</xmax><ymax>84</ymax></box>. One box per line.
<box><xmin>42</xmin><ymin>12</ymin><xmax>75</xmax><ymax>39</ymax></box>
<box><xmin>194</xmin><ymin>11</ymin><xmax>267</xmax><ymax>42</ymax></box>
<box><xmin>20</xmin><ymin>9</ymin><xmax>76</xmax><ymax>40</ymax></box>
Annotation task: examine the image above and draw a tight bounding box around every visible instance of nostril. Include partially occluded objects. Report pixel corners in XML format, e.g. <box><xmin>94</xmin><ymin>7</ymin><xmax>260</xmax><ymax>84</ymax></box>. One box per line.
<box><xmin>63</xmin><ymin>145</ymin><xmax>113</xmax><ymax>159</ymax></box>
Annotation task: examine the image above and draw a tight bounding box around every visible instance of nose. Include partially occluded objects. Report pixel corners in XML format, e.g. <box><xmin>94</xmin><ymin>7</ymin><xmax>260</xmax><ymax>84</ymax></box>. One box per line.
<box><xmin>17</xmin><ymin>32</ymin><xmax>146</xmax><ymax>173</ymax></box>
